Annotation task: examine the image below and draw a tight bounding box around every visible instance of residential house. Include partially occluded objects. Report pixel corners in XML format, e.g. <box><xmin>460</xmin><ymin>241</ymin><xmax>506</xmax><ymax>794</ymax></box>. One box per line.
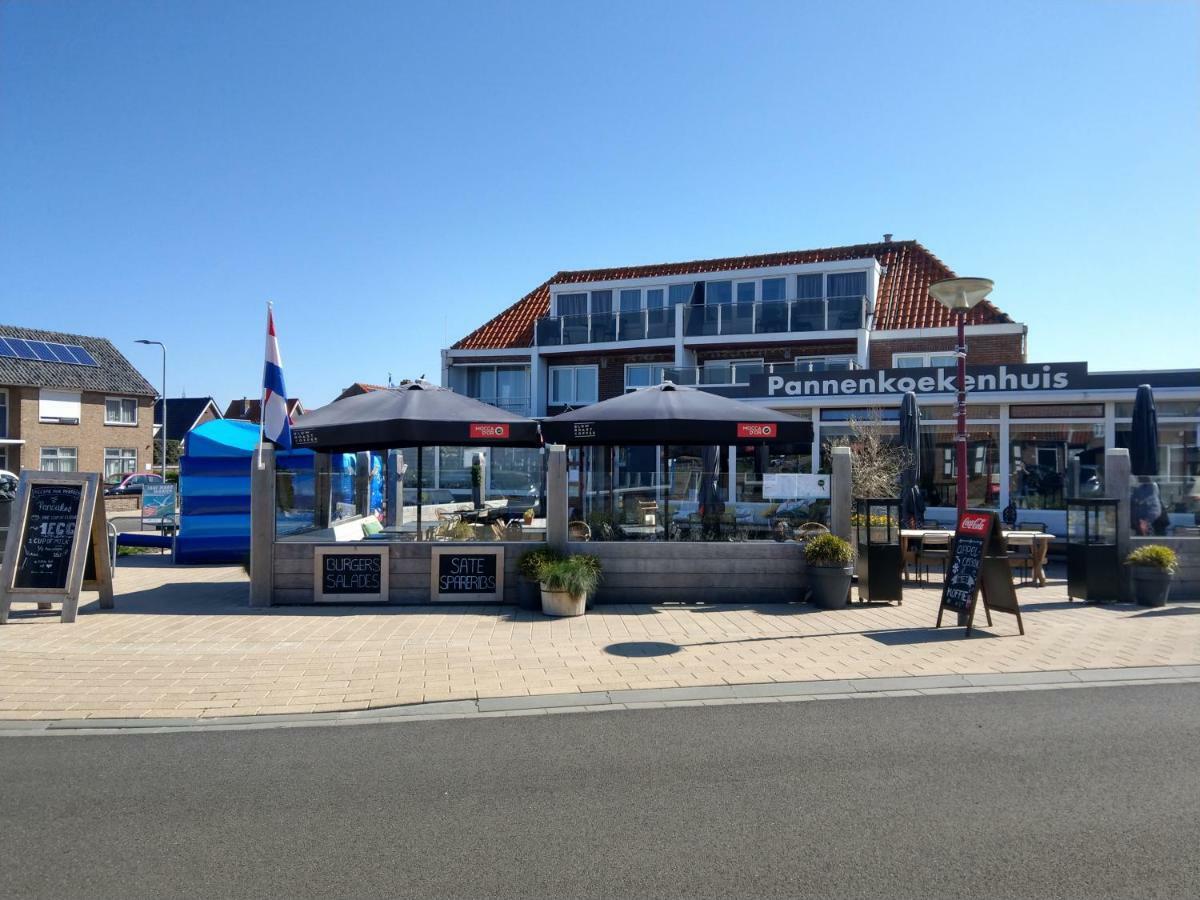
<box><xmin>0</xmin><ymin>324</ymin><xmax>158</xmax><ymax>477</ymax></box>
<box><xmin>223</xmin><ymin>397</ymin><xmax>306</xmax><ymax>423</ymax></box>
<box><xmin>154</xmin><ymin>397</ymin><xmax>222</xmax><ymax>442</ymax></box>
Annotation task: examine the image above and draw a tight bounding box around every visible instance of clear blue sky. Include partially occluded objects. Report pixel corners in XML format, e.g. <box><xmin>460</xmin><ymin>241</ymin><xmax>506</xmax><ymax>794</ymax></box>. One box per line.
<box><xmin>1</xmin><ymin>0</ymin><xmax>1196</xmax><ymax>408</ymax></box>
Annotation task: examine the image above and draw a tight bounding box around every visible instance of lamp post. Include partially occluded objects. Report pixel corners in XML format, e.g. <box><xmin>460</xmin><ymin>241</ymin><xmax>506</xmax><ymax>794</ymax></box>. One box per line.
<box><xmin>135</xmin><ymin>339</ymin><xmax>167</xmax><ymax>482</ymax></box>
<box><xmin>928</xmin><ymin>278</ymin><xmax>993</xmax><ymax>520</ymax></box>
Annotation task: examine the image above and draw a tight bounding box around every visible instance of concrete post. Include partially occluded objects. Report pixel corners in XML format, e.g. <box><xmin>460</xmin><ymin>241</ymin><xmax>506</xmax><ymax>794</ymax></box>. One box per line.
<box><xmin>1105</xmin><ymin>448</ymin><xmax>1132</xmax><ymax>600</ymax></box>
<box><xmin>1066</xmin><ymin>456</ymin><xmax>1080</xmax><ymax>501</ymax></box>
<box><xmin>386</xmin><ymin>449</ymin><xmax>404</xmax><ymax>528</ymax></box>
<box><xmin>249</xmin><ymin>443</ymin><xmax>275</xmax><ymax>608</ymax></box>
<box><xmin>314</xmin><ymin>453</ymin><xmax>332</xmax><ymax>528</ymax></box>
<box><xmin>546</xmin><ymin>444</ymin><xmax>568</xmax><ymax>552</ymax></box>
<box><xmin>355</xmin><ymin>451</ymin><xmax>371</xmax><ymax>517</ymax></box>
<box><xmin>831</xmin><ymin>445</ymin><xmax>853</xmax><ymax>545</ymax></box>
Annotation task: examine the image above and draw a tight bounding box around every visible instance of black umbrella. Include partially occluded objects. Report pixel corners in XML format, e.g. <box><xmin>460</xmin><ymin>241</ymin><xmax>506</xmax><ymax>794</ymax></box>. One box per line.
<box><xmin>898</xmin><ymin>391</ymin><xmax>925</xmax><ymax>526</ymax></box>
<box><xmin>1130</xmin><ymin>384</ymin><xmax>1159</xmax><ymax>477</ymax></box>
<box><xmin>291</xmin><ymin>381</ymin><xmax>541</xmax><ymax>453</ymax></box>
<box><xmin>540</xmin><ymin>383</ymin><xmax>812</xmax><ymax>446</ymax></box>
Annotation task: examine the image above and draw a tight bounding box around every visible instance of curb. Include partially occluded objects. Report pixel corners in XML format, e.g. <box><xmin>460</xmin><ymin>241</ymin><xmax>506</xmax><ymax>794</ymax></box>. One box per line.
<box><xmin>2</xmin><ymin>665</ymin><xmax>1198</xmax><ymax>737</ymax></box>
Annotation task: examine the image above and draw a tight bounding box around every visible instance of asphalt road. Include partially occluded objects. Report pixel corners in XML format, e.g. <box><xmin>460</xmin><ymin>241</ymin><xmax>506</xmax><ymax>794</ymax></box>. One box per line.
<box><xmin>2</xmin><ymin>684</ymin><xmax>1197</xmax><ymax>900</ymax></box>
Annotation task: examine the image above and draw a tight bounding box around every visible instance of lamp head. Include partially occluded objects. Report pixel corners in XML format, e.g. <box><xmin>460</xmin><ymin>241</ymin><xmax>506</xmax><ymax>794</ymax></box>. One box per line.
<box><xmin>929</xmin><ymin>277</ymin><xmax>993</xmax><ymax>311</ymax></box>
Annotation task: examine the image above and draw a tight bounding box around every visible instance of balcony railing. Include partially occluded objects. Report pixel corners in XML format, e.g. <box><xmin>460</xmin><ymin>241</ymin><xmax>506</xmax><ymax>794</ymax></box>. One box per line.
<box><xmin>535</xmin><ymin>296</ymin><xmax>866</xmax><ymax>346</ymax></box>
<box><xmin>469</xmin><ymin>396</ymin><xmax>531</xmax><ymax>416</ymax></box>
<box><xmin>665</xmin><ymin>358</ymin><xmax>860</xmax><ymax>387</ymax></box>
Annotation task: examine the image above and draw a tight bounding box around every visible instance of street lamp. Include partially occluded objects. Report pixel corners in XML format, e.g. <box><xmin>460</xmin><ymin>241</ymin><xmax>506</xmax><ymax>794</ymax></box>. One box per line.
<box><xmin>135</xmin><ymin>339</ymin><xmax>167</xmax><ymax>483</ymax></box>
<box><xmin>928</xmin><ymin>277</ymin><xmax>993</xmax><ymax>520</ymax></box>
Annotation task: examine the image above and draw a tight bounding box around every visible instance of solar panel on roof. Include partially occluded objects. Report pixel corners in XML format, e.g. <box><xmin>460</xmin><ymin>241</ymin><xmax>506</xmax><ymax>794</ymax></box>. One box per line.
<box><xmin>0</xmin><ymin>337</ymin><xmax>100</xmax><ymax>366</ymax></box>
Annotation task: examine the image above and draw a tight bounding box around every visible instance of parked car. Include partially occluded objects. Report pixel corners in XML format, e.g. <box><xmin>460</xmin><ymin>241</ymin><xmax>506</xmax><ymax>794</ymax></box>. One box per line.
<box><xmin>104</xmin><ymin>472</ymin><xmax>165</xmax><ymax>496</ymax></box>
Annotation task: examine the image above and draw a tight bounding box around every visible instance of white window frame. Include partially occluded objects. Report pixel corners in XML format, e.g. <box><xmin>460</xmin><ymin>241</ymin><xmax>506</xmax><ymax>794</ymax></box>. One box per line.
<box><xmin>893</xmin><ymin>351</ymin><xmax>958</xmax><ymax>368</ymax></box>
<box><xmin>624</xmin><ymin>363</ymin><xmax>668</xmax><ymax>392</ymax></box>
<box><xmin>104</xmin><ymin>447</ymin><xmax>138</xmax><ymax>478</ymax></box>
<box><xmin>105</xmin><ymin>396</ymin><xmax>139</xmax><ymax>426</ymax></box>
<box><xmin>40</xmin><ymin>446</ymin><xmax>78</xmax><ymax>472</ymax></box>
<box><xmin>548</xmin><ymin>365</ymin><xmax>599</xmax><ymax>406</ymax></box>
<box><xmin>618</xmin><ymin>288</ymin><xmax>643</xmax><ymax>312</ymax></box>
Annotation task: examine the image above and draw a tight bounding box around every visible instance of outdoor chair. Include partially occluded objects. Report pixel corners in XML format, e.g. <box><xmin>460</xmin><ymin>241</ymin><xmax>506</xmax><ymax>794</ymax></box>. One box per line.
<box><xmin>916</xmin><ymin>532</ymin><xmax>952</xmax><ymax>582</ymax></box>
<box><xmin>568</xmin><ymin>520</ymin><xmax>592</xmax><ymax>541</ymax></box>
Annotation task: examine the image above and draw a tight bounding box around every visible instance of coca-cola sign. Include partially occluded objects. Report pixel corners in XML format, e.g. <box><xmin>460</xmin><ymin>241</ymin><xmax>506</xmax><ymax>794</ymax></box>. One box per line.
<box><xmin>469</xmin><ymin>423</ymin><xmax>510</xmax><ymax>440</ymax></box>
<box><xmin>957</xmin><ymin>513</ymin><xmax>992</xmax><ymax>535</ymax></box>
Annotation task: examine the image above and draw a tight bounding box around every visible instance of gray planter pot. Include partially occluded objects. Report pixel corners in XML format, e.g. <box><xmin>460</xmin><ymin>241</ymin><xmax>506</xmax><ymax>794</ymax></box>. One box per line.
<box><xmin>809</xmin><ymin>565</ymin><xmax>853</xmax><ymax>610</ymax></box>
<box><xmin>1131</xmin><ymin>567</ymin><xmax>1173</xmax><ymax>607</ymax></box>
<box><xmin>540</xmin><ymin>585</ymin><xmax>587</xmax><ymax>617</ymax></box>
<box><xmin>516</xmin><ymin>576</ymin><xmax>541</xmax><ymax>610</ymax></box>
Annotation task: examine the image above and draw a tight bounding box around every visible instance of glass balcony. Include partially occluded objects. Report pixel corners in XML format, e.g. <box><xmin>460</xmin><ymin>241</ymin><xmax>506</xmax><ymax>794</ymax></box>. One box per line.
<box><xmin>665</xmin><ymin>358</ymin><xmax>859</xmax><ymax>387</ymax></box>
<box><xmin>468</xmin><ymin>396</ymin><xmax>532</xmax><ymax>416</ymax></box>
<box><xmin>534</xmin><ymin>296</ymin><xmax>865</xmax><ymax>346</ymax></box>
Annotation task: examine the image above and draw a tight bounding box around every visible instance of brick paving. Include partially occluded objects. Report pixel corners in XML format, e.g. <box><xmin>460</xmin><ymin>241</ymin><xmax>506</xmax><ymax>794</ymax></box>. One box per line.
<box><xmin>0</xmin><ymin>556</ymin><xmax>1196</xmax><ymax>720</ymax></box>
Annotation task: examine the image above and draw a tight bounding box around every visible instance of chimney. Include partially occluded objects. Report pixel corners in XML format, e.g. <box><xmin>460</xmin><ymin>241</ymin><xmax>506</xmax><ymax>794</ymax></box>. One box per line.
<box><xmin>883</xmin><ymin>233</ymin><xmax>893</xmax><ymax>243</ymax></box>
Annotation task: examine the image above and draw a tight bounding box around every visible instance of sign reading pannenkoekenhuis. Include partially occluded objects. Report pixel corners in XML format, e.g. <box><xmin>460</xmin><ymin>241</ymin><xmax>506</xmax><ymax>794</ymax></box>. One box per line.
<box><xmin>759</xmin><ymin>363</ymin><xmax>1089</xmax><ymax>399</ymax></box>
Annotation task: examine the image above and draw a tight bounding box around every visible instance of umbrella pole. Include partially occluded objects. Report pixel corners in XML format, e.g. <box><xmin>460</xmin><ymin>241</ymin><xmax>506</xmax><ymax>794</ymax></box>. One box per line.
<box><xmin>417</xmin><ymin>449</ymin><xmax>423</xmax><ymax>541</ymax></box>
<box><xmin>664</xmin><ymin>445</ymin><xmax>670</xmax><ymax>542</ymax></box>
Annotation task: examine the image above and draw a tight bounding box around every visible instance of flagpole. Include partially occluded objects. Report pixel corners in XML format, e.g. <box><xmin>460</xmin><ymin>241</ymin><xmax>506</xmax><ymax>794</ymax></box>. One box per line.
<box><xmin>257</xmin><ymin>301</ymin><xmax>270</xmax><ymax>472</ymax></box>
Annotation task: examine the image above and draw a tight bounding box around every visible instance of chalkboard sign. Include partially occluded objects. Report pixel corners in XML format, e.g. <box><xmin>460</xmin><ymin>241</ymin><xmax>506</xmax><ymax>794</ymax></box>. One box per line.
<box><xmin>431</xmin><ymin>547</ymin><xmax>504</xmax><ymax>602</ymax></box>
<box><xmin>14</xmin><ymin>483</ymin><xmax>84</xmax><ymax>590</ymax></box>
<box><xmin>313</xmin><ymin>546</ymin><xmax>388</xmax><ymax>602</ymax></box>
<box><xmin>0</xmin><ymin>471</ymin><xmax>113</xmax><ymax>624</ymax></box>
<box><xmin>936</xmin><ymin>509</ymin><xmax>1024</xmax><ymax>636</ymax></box>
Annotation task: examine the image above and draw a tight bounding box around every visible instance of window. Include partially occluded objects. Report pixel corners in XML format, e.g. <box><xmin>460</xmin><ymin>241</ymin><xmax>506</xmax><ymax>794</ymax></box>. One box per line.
<box><xmin>796</xmin><ymin>274</ymin><xmax>823</xmax><ymax>300</ymax></box>
<box><xmin>104</xmin><ymin>447</ymin><xmax>137</xmax><ymax>478</ymax></box>
<box><xmin>757</xmin><ymin>277</ymin><xmax>784</xmax><ymax>302</ymax></box>
<box><xmin>668</xmin><ymin>283</ymin><xmax>695</xmax><ymax>306</ymax></box>
<box><xmin>556</xmin><ymin>293</ymin><xmax>587</xmax><ymax>317</ymax></box>
<box><xmin>735</xmin><ymin>282</ymin><xmax>756</xmax><ymax>304</ymax></box>
<box><xmin>465</xmin><ymin>365</ymin><xmax>529</xmax><ymax>414</ymax></box>
<box><xmin>827</xmin><ymin>271</ymin><xmax>867</xmax><ymax>298</ymax></box>
<box><xmin>590</xmin><ymin>290</ymin><xmax>613</xmax><ymax>315</ymax></box>
<box><xmin>625</xmin><ymin>363</ymin><xmax>668</xmax><ymax>391</ymax></box>
<box><xmin>549</xmin><ymin>366</ymin><xmax>598</xmax><ymax>405</ymax></box>
<box><xmin>105</xmin><ymin>397</ymin><xmax>138</xmax><ymax>425</ymax></box>
<box><xmin>706</xmin><ymin>281</ymin><xmax>732</xmax><ymax>305</ymax></box>
<box><xmin>40</xmin><ymin>447</ymin><xmax>78</xmax><ymax>472</ymax></box>
<box><xmin>38</xmin><ymin>389</ymin><xmax>81</xmax><ymax>424</ymax></box>
<box><xmin>645</xmin><ymin>288</ymin><xmax>665</xmax><ymax>309</ymax></box>
<box><xmin>893</xmin><ymin>352</ymin><xmax>958</xmax><ymax>368</ymax></box>
<box><xmin>619</xmin><ymin>289</ymin><xmax>642</xmax><ymax>312</ymax></box>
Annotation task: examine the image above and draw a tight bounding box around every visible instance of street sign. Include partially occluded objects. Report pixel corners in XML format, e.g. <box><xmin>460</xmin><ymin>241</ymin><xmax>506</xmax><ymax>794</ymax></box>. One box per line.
<box><xmin>0</xmin><ymin>471</ymin><xmax>114</xmax><ymax>624</ymax></box>
<box><xmin>936</xmin><ymin>509</ymin><xmax>1025</xmax><ymax>636</ymax></box>
<box><xmin>141</xmin><ymin>483</ymin><xmax>177</xmax><ymax>526</ymax></box>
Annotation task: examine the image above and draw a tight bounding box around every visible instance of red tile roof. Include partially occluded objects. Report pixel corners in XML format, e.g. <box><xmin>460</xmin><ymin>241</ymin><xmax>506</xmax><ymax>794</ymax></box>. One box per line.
<box><xmin>452</xmin><ymin>239</ymin><xmax>1013</xmax><ymax>350</ymax></box>
<box><xmin>334</xmin><ymin>382</ymin><xmax>392</xmax><ymax>402</ymax></box>
<box><xmin>223</xmin><ymin>397</ymin><xmax>305</xmax><ymax>423</ymax></box>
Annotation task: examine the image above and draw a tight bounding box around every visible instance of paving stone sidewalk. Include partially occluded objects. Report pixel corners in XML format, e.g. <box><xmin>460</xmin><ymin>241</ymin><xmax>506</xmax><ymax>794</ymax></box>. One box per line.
<box><xmin>0</xmin><ymin>556</ymin><xmax>1196</xmax><ymax>720</ymax></box>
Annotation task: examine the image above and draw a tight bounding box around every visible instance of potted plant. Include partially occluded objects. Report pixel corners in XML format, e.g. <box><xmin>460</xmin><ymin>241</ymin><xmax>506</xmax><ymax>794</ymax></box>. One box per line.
<box><xmin>804</xmin><ymin>533</ymin><xmax>854</xmax><ymax>610</ymax></box>
<box><xmin>540</xmin><ymin>554</ymin><xmax>602</xmax><ymax>617</ymax></box>
<box><xmin>1126</xmin><ymin>544</ymin><xmax>1177</xmax><ymax>607</ymax></box>
<box><xmin>516</xmin><ymin>548</ymin><xmax>560</xmax><ymax>610</ymax></box>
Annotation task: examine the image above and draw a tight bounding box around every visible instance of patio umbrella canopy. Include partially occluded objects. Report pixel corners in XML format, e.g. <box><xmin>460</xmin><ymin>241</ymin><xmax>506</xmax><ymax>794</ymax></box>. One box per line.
<box><xmin>540</xmin><ymin>383</ymin><xmax>812</xmax><ymax>446</ymax></box>
<box><xmin>1130</xmin><ymin>384</ymin><xmax>1159</xmax><ymax>477</ymax></box>
<box><xmin>898</xmin><ymin>391</ymin><xmax>925</xmax><ymax>525</ymax></box>
<box><xmin>290</xmin><ymin>381</ymin><xmax>542</xmax><ymax>453</ymax></box>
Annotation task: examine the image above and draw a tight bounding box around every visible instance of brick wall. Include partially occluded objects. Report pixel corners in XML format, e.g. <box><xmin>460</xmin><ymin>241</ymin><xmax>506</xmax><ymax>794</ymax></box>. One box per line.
<box><xmin>869</xmin><ymin>333</ymin><xmax>1025</xmax><ymax>368</ymax></box>
<box><xmin>8</xmin><ymin>386</ymin><xmax>156</xmax><ymax>475</ymax></box>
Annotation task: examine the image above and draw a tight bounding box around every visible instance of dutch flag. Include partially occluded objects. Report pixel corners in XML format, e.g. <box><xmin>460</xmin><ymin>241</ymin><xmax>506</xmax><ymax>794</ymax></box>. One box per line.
<box><xmin>261</xmin><ymin>304</ymin><xmax>292</xmax><ymax>450</ymax></box>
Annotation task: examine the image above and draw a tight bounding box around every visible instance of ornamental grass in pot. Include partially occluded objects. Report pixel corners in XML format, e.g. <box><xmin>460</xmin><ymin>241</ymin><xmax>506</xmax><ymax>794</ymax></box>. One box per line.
<box><xmin>516</xmin><ymin>548</ymin><xmax>561</xmax><ymax>610</ymax></box>
<box><xmin>539</xmin><ymin>554</ymin><xmax>602</xmax><ymax>618</ymax></box>
<box><xmin>804</xmin><ymin>533</ymin><xmax>854</xmax><ymax>610</ymax></box>
<box><xmin>1126</xmin><ymin>545</ymin><xmax>1177</xmax><ymax>608</ymax></box>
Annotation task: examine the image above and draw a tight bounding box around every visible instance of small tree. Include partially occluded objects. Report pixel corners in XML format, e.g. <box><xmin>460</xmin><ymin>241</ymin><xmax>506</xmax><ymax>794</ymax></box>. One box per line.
<box><xmin>153</xmin><ymin>439</ymin><xmax>183</xmax><ymax>467</ymax></box>
<box><xmin>826</xmin><ymin>415</ymin><xmax>910</xmax><ymax>499</ymax></box>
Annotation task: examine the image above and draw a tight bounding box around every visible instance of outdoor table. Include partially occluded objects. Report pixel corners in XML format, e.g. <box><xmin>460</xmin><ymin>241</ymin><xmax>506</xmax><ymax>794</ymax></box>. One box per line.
<box><xmin>1002</xmin><ymin>531</ymin><xmax>1056</xmax><ymax>587</ymax></box>
<box><xmin>899</xmin><ymin>529</ymin><xmax>954</xmax><ymax>583</ymax></box>
<box><xmin>621</xmin><ymin>524</ymin><xmax>665</xmax><ymax>539</ymax></box>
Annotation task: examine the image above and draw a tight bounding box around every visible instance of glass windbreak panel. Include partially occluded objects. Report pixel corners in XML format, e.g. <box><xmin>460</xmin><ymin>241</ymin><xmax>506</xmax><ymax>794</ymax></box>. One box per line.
<box><xmin>619</xmin><ymin>289</ymin><xmax>641</xmax><ymax>312</ymax></box>
<box><xmin>827</xmin><ymin>271</ymin><xmax>866</xmax><ymax>299</ymax></box>
<box><xmin>330</xmin><ymin>453</ymin><xmax>358</xmax><ymax>522</ymax></box>
<box><xmin>796</xmin><ymin>273</ymin><xmax>823</xmax><ymax>300</ymax></box>
<box><xmin>618</xmin><ymin>309</ymin><xmax>646</xmax><ymax>340</ymax></box>
<box><xmin>827</xmin><ymin>295</ymin><xmax>864</xmax><ymax>329</ymax></box>
<box><xmin>762</xmin><ymin>277</ymin><xmax>788</xmax><ymax>302</ymax></box>
<box><xmin>1010</xmin><ymin>423</ymin><xmax>1105</xmax><ymax>511</ymax></box>
<box><xmin>1116</xmin><ymin>423</ymin><xmax>1200</xmax><ymax>531</ymax></box>
<box><xmin>722</xmin><ymin>302</ymin><xmax>754</xmax><ymax>334</ymax></box>
<box><xmin>646</xmin><ymin>306</ymin><xmax>674</xmax><ymax>339</ymax></box>
<box><xmin>668</xmin><ymin>283</ymin><xmax>694</xmax><ymax>307</ymax></box>
<box><xmin>535</xmin><ymin>317</ymin><xmax>562</xmax><ymax>346</ymax></box>
<box><xmin>791</xmin><ymin>298</ymin><xmax>825</xmax><ymax>331</ymax></box>
<box><xmin>590</xmin><ymin>290</ymin><xmax>613</xmax><ymax>314</ymax></box>
<box><xmin>590</xmin><ymin>313</ymin><xmax>617</xmax><ymax>342</ymax></box>
<box><xmin>1010</xmin><ymin>404</ymin><xmax>1104</xmax><ymax>419</ymax></box>
<box><xmin>706</xmin><ymin>281</ymin><xmax>732</xmax><ymax>304</ymax></box>
<box><xmin>645</xmin><ymin>288</ymin><xmax>665</xmax><ymax>309</ymax></box>
<box><xmin>702</xmin><ymin>364</ymin><xmax>732</xmax><ymax>386</ymax></box>
<box><xmin>733</xmin><ymin>442</ymin><xmax>821</xmax><ymax>538</ymax></box>
<box><xmin>557</xmin><ymin>293</ymin><xmax>587</xmax><ymax>316</ymax></box>
<box><xmin>275</xmin><ymin>457</ymin><xmax>317</xmax><ymax>538</ymax></box>
<box><xmin>756</xmin><ymin>301</ymin><xmax>789</xmax><ymax>333</ymax></box>
<box><xmin>684</xmin><ymin>305</ymin><xmax>720</xmax><ymax>336</ymax></box>
<box><xmin>561</xmin><ymin>314</ymin><xmax>590</xmax><ymax>344</ymax></box>
<box><xmin>736</xmin><ymin>282</ymin><xmax>756</xmax><ymax>304</ymax></box>
<box><xmin>919</xmin><ymin>424</ymin><xmax>1001</xmax><ymax>510</ymax></box>
<box><xmin>1114</xmin><ymin>400</ymin><xmax>1200</xmax><ymax>418</ymax></box>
